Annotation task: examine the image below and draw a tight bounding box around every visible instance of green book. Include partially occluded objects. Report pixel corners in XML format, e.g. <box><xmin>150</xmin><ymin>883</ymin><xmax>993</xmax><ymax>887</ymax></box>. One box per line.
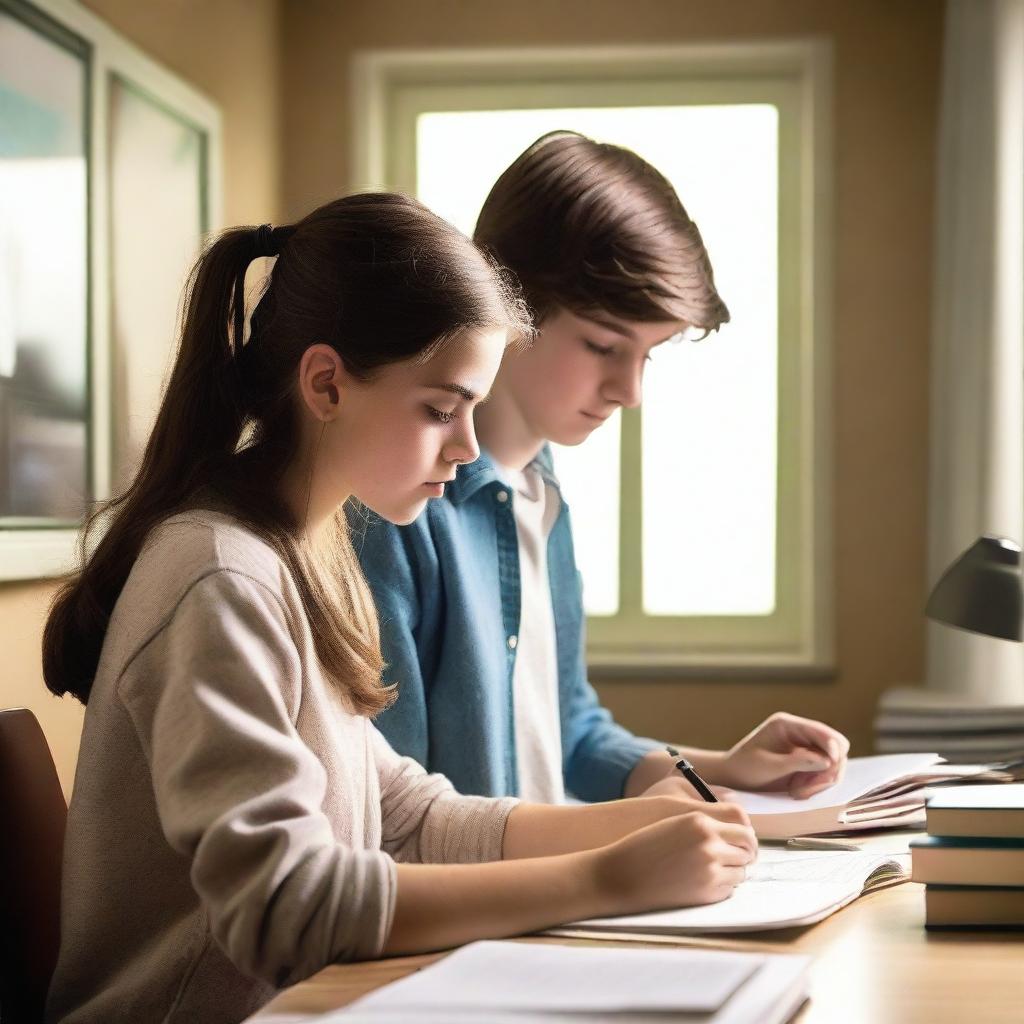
<box><xmin>925</xmin><ymin>783</ymin><xmax>1024</xmax><ymax>839</ymax></box>
<box><xmin>911</xmin><ymin>835</ymin><xmax>1024</xmax><ymax>886</ymax></box>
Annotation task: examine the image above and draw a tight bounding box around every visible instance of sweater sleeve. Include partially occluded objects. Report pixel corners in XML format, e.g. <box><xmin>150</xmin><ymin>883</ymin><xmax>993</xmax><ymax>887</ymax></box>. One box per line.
<box><xmin>369</xmin><ymin>726</ymin><xmax>518</xmax><ymax>865</ymax></box>
<box><xmin>117</xmin><ymin>569</ymin><xmax>397</xmax><ymax>986</ymax></box>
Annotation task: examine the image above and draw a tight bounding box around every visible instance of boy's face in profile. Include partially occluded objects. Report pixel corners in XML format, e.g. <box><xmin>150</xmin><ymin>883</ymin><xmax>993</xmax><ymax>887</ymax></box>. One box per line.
<box><xmin>499</xmin><ymin>307</ymin><xmax>686</xmax><ymax>447</ymax></box>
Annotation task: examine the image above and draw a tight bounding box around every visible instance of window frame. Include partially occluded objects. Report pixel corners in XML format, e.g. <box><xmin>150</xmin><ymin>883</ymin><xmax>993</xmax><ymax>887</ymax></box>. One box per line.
<box><xmin>350</xmin><ymin>41</ymin><xmax>834</xmax><ymax>676</ymax></box>
<box><xmin>0</xmin><ymin>0</ymin><xmax>222</xmax><ymax>581</ymax></box>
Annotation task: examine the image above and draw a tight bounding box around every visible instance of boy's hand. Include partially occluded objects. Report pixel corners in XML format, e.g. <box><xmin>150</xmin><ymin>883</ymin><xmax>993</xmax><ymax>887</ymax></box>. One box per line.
<box><xmin>719</xmin><ymin>712</ymin><xmax>850</xmax><ymax>798</ymax></box>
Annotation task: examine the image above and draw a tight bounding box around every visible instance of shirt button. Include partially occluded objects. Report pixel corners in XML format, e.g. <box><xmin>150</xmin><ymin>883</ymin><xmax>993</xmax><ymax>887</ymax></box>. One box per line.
<box><xmin>507</xmin><ymin>635</ymin><xmax>518</xmax><ymax>650</ymax></box>
<box><xmin>496</xmin><ymin>490</ymin><xmax>509</xmax><ymax>503</ymax></box>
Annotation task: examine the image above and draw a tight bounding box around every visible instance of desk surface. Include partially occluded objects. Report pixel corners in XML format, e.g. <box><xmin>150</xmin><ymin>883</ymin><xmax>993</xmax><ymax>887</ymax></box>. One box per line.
<box><xmin>249</xmin><ymin>870</ymin><xmax>1023</xmax><ymax>1023</ymax></box>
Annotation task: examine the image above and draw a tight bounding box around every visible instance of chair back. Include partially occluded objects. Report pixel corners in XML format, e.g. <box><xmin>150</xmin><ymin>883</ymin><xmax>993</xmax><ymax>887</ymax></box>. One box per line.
<box><xmin>0</xmin><ymin>708</ymin><xmax>67</xmax><ymax>1024</ymax></box>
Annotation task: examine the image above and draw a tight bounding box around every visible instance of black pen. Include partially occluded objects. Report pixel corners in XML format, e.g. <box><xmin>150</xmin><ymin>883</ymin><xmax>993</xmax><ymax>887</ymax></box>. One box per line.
<box><xmin>666</xmin><ymin>746</ymin><xmax>718</xmax><ymax>803</ymax></box>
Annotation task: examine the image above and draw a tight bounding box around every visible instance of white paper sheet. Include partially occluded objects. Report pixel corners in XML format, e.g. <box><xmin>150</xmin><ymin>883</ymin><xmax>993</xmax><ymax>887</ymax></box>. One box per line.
<box><xmin>732</xmin><ymin>753</ymin><xmax>941</xmax><ymax>815</ymax></box>
<box><xmin>342</xmin><ymin>941</ymin><xmax>764</xmax><ymax>1014</ymax></box>
<box><xmin>322</xmin><ymin>953</ymin><xmax>812</xmax><ymax>1024</ymax></box>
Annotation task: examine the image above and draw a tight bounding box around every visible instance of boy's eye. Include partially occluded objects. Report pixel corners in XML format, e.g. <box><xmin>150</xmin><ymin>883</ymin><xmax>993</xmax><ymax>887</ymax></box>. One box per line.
<box><xmin>427</xmin><ymin>406</ymin><xmax>456</xmax><ymax>424</ymax></box>
<box><xmin>584</xmin><ymin>340</ymin><xmax>614</xmax><ymax>357</ymax></box>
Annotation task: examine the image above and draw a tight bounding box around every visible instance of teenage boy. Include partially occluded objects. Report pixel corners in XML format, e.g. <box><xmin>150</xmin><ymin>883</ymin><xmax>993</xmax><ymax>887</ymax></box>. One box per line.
<box><xmin>357</xmin><ymin>131</ymin><xmax>849</xmax><ymax>804</ymax></box>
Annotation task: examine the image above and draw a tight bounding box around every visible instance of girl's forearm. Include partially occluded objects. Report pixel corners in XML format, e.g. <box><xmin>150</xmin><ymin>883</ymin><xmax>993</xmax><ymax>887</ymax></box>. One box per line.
<box><xmin>624</xmin><ymin>748</ymin><xmax>729</xmax><ymax>797</ymax></box>
<box><xmin>500</xmin><ymin>797</ymin><xmax>687</xmax><ymax>859</ymax></box>
<box><xmin>385</xmin><ymin>852</ymin><xmax>607</xmax><ymax>955</ymax></box>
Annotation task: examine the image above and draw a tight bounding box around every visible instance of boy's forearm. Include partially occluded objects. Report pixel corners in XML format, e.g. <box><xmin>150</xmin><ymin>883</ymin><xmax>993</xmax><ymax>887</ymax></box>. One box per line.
<box><xmin>500</xmin><ymin>797</ymin><xmax>687</xmax><ymax>859</ymax></box>
<box><xmin>386</xmin><ymin>852</ymin><xmax>606</xmax><ymax>955</ymax></box>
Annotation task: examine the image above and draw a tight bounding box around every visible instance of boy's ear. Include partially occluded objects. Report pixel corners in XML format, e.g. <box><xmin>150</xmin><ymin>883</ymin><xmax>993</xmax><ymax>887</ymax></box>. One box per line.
<box><xmin>298</xmin><ymin>343</ymin><xmax>345</xmax><ymax>421</ymax></box>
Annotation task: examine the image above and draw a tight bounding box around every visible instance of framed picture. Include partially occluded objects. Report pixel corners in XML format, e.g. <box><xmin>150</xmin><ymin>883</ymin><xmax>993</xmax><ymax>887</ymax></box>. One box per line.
<box><xmin>0</xmin><ymin>0</ymin><xmax>221</xmax><ymax>580</ymax></box>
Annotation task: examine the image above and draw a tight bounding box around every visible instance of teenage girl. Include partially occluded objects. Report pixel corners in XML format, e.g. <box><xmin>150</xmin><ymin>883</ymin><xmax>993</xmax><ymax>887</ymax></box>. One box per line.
<box><xmin>42</xmin><ymin>193</ymin><xmax>755</xmax><ymax>1024</ymax></box>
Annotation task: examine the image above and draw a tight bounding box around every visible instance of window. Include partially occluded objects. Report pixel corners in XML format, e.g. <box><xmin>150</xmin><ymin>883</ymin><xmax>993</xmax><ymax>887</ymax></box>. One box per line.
<box><xmin>0</xmin><ymin>0</ymin><xmax>221</xmax><ymax>580</ymax></box>
<box><xmin>352</xmin><ymin>42</ymin><xmax>833</xmax><ymax>673</ymax></box>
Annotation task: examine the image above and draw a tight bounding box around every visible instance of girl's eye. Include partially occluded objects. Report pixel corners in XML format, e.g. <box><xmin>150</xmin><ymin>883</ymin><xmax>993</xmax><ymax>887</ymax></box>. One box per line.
<box><xmin>584</xmin><ymin>340</ymin><xmax>614</xmax><ymax>357</ymax></box>
<box><xmin>427</xmin><ymin>406</ymin><xmax>456</xmax><ymax>424</ymax></box>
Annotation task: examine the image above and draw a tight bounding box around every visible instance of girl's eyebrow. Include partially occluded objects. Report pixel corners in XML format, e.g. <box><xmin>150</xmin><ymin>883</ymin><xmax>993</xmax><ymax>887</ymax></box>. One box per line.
<box><xmin>428</xmin><ymin>382</ymin><xmax>492</xmax><ymax>404</ymax></box>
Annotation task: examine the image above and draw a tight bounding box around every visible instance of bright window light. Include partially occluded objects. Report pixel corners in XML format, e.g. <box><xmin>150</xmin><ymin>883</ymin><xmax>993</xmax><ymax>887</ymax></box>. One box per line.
<box><xmin>416</xmin><ymin>105</ymin><xmax>778</xmax><ymax>618</ymax></box>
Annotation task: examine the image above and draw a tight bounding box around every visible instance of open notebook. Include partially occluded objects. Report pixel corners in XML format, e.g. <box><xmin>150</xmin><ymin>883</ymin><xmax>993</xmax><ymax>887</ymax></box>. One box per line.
<box><xmin>737</xmin><ymin>753</ymin><xmax>1012</xmax><ymax>839</ymax></box>
<box><xmin>554</xmin><ymin>845</ymin><xmax>909</xmax><ymax>936</ymax></box>
<box><xmin>319</xmin><ymin>941</ymin><xmax>811</xmax><ymax>1024</ymax></box>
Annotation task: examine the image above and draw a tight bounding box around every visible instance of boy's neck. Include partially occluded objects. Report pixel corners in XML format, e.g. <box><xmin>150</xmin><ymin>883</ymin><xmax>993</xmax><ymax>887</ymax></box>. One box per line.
<box><xmin>473</xmin><ymin>388</ymin><xmax>546</xmax><ymax>472</ymax></box>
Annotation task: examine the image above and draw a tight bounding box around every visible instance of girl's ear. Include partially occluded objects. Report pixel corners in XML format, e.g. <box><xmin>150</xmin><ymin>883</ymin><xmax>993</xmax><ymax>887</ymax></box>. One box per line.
<box><xmin>298</xmin><ymin>343</ymin><xmax>345</xmax><ymax>421</ymax></box>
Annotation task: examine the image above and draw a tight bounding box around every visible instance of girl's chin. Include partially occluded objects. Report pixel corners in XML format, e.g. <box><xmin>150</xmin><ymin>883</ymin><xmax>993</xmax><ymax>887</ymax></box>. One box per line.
<box><xmin>366</xmin><ymin>498</ymin><xmax>428</xmax><ymax>527</ymax></box>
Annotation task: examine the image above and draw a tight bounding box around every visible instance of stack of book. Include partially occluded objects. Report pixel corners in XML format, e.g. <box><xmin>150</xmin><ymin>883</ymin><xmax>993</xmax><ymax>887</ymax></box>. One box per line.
<box><xmin>875</xmin><ymin>687</ymin><xmax>1024</xmax><ymax>763</ymax></box>
<box><xmin>911</xmin><ymin>784</ymin><xmax>1024</xmax><ymax>928</ymax></box>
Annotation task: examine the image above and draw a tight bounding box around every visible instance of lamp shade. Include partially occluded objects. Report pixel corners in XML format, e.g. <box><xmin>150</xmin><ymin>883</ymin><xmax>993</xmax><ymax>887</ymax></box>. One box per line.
<box><xmin>925</xmin><ymin>535</ymin><xmax>1023</xmax><ymax>642</ymax></box>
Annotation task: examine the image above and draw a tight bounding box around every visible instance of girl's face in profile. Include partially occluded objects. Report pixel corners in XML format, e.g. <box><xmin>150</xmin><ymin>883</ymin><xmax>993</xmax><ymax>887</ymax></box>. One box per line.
<box><xmin>327</xmin><ymin>327</ymin><xmax>507</xmax><ymax>524</ymax></box>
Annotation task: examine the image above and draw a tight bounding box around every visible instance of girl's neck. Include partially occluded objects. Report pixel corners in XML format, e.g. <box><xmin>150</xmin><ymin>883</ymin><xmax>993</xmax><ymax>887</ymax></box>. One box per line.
<box><xmin>279</xmin><ymin>427</ymin><xmax>349</xmax><ymax>542</ymax></box>
<box><xmin>473</xmin><ymin>387</ymin><xmax>546</xmax><ymax>472</ymax></box>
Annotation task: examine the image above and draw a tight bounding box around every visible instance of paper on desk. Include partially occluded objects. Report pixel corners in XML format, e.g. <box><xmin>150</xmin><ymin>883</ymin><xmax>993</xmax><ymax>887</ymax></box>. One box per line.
<box><xmin>564</xmin><ymin>846</ymin><xmax>910</xmax><ymax>934</ymax></box>
<box><xmin>322</xmin><ymin>954</ymin><xmax>812</xmax><ymax>1024</ymax></box>
<box><xmin>733</xmin><ymin>753</ymin><xmax>942</xmax><ymax>815</ymax></box>
<box><xmin>342</xmin><ymin>941</ymin><xmax>764</xmax><ymax>1014</ymax></box>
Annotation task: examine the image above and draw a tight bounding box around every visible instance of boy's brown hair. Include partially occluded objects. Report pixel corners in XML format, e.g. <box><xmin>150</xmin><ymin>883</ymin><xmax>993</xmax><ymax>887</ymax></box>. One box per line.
<box><xmin>474</xmin><ymin>130</ymin><xmax>730</xmax><ymax>335</ymax></box>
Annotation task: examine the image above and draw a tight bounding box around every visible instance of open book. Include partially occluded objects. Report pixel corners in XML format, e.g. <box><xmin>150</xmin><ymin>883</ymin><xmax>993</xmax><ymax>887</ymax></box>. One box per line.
<box><xmin>736</xmin><ymin>753</ymin><xmax>1012</xmax><ymax>839</ymax></box>
<box><xmin>555</xmin><ymin>845</ymin><xmax>909</xmax><ymax>936</ymax></box>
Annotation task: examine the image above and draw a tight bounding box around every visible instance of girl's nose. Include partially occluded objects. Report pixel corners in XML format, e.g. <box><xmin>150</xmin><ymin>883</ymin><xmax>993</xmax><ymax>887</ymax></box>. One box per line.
<box><xmin>443</xmin><ymin>421</ymin><xmax>480</xmax><ymax>466</ymax></box>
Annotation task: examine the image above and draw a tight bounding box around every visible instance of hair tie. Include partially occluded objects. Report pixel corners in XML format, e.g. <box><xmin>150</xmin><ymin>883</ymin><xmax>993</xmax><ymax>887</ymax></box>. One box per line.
<box><xmin>253</xmin><ymin>223</ymin><xmax>279</xmax><ymax>257</ymax></box>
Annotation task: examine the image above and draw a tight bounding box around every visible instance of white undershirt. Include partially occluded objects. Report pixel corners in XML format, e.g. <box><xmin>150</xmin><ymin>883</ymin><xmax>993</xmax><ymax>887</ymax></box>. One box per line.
<box><xmin>496</xmin><ymin>461</ymin><xmax>565</xmax><ymax>804</ymax></box>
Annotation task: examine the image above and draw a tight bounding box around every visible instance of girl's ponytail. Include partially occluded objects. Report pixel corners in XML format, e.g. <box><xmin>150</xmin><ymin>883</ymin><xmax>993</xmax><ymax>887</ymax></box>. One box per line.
<box><xmin>43</xmin><ymin>194</ymin><xmax>529</xmax><ymax>713</ymax></box>
<box><xmin>42</xmin><ymin>224</ymin><xmax>286</xmax><ymax>703</ymax></box>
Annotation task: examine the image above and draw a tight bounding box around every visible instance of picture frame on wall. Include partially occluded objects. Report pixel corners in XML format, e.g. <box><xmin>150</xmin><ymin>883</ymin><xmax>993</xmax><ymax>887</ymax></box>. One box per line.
<box><xmin>0</xmin><ymin>0</ymin><xmax>222</xmax><ymax>581</ymax></box>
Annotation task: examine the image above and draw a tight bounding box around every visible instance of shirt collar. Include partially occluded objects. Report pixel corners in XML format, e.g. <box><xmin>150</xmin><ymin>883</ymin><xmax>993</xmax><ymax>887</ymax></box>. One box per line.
<box><xmin>446</xmin><ymin>444</ymin><xmax>560</xmax><ymax>506</ymax></box>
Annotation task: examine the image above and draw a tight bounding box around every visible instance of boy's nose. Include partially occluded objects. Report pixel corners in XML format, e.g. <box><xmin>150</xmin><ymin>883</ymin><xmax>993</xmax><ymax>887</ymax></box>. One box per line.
<box><xmin>603</xmin><ymin>364</ymin><xmax>644</xmax><ymax>409</ymax></box>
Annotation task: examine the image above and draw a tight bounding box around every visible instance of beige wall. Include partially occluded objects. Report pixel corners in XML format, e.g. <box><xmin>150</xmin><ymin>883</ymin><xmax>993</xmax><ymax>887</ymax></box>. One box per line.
<box><xmin>3</xmin><ymin>0</ymin><xmax>942</xmax><ymax>796</ymax></box>
<box><xmin>0</xmin><ymin>0</ymin><xmax>283</xmax><ymax>797</ymax></box>
<box><xmin>280</xmin><ymin>0</ymin><xmax>943</xmax><ymax>754</ymax></box>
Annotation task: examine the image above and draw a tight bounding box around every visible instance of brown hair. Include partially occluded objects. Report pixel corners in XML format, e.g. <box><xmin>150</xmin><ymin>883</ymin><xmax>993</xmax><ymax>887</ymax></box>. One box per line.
<box><xmin>43</xmin><ymin>192</ymin><xmax>530</xmax><ymax>712</ymax></box>
<box><xmin>474</xmin><ymin>130</ymin><xmax>730</xmax><ymax>333</ymax></box>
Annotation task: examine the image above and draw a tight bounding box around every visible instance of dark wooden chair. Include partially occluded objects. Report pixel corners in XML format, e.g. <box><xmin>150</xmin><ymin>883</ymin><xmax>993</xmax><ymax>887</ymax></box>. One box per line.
<box><xmin>0</xmin><ymin>708</ymin><xmax>67</xmax><ymax>1024</ymax></box>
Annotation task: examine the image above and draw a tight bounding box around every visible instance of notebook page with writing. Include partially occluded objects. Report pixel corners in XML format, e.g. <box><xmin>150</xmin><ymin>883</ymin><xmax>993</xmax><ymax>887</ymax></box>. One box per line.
<box><xmin>562</xmin><ymin>847</ymin><xmax>910</xmax><ymax>934</ymax></box>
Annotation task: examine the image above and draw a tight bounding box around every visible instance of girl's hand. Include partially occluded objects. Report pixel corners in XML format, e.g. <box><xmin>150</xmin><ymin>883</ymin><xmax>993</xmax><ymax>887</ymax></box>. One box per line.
<box><xmin>592</xmin><ymin>804</ymin><xmax>757</xmax><ymax>916</ymax></box>
<box><xmin>719</xmin><ymin>712</ymin><xmax>851</xmax><ymax>799</ymax></box>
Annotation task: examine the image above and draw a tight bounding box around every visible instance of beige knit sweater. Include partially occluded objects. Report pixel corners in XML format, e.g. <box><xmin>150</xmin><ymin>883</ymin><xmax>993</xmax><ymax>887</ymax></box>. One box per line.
<box><xmin>45</xmin><ymin>511</ymin><xmax>518</xmax><ymax>1024</ymax></box>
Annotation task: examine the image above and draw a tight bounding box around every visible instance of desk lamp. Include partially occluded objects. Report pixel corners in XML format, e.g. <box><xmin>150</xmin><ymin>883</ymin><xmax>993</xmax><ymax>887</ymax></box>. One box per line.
<box><xmin>925</xmin><ymin>535</ymin><xmax>1023</xmax><ymax>641</ymax></box>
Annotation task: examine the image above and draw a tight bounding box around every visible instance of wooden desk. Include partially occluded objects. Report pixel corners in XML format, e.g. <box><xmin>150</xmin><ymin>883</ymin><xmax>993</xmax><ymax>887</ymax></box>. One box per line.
<box><xmin>249</xmin><ymin>879</ymin><xmax>1022</xmax><ymax>1023</ymax></box>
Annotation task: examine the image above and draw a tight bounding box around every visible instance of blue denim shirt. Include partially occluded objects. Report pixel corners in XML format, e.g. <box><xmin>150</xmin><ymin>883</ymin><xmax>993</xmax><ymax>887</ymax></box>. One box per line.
<box><xmin>354</xmin><ymin>446</ymin><xmax>659</xmax><ymax>802</ymax></box>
